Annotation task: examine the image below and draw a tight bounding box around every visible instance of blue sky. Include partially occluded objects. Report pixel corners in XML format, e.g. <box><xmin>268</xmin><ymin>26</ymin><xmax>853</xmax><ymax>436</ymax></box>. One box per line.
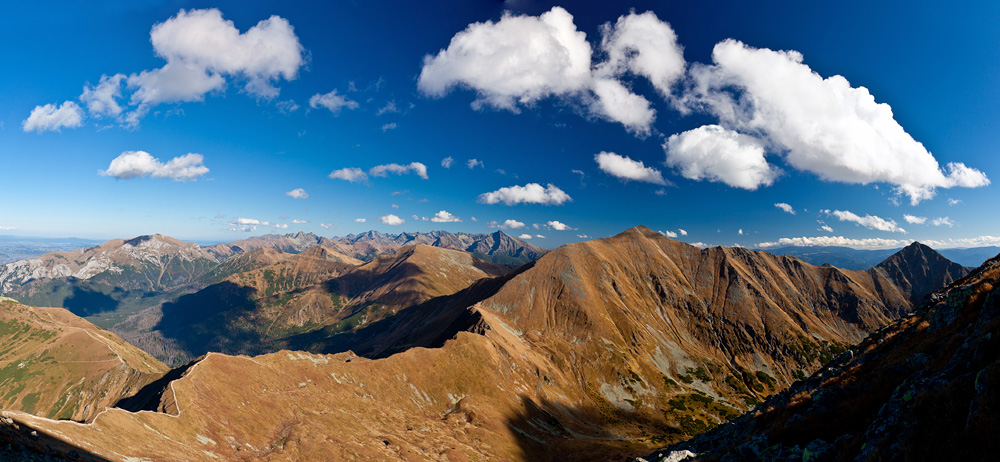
<box><xmin>1</xmin><ymin>0</ymin><xmax>998</xmax><ymax>250</ymax></box>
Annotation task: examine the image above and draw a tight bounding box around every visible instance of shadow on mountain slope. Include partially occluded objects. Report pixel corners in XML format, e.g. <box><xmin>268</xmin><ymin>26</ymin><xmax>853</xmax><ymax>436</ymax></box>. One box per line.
<box><xmin>288</xmin><ymin>261</ymin><xmax>536</xmax><ymax>359</ymax></box>
<box><xmin>62</xmin><ymin>284</ymin><xmax>122</xmax><ymax>317</ymax></box>
<box><xmin>154</xmin><ymin>281</ymin><xmax>261</xmax><ymax>358</ymax></box>
<box><xmin>504</xmin><ymin>395</ymin><xmax>683</xmax><ymax>462</ymax></box>
<box><xmin>114</xmin><ymin>357</ymin><xmax>203</xmax><ymax>414</ymax></box>
<box><xmin>0</xmin><ymin>418</ymin><xmax>109</xmax><ymax>461</ymax></box>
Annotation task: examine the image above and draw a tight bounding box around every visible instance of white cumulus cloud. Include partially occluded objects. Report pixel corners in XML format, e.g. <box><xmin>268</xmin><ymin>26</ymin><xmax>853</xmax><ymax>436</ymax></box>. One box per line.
<box><xmin>430</xmin><ymin>210</ymin><xmax>461</xmax><ymax>223</ymax></box>
<box><xmin>547</xmin><ymin>220</ymin><xmax>573</xmax><ymax>230</ymax></box>
<box><xmin>291</xmin><ymin>219</ymin><xmax>307</xmax><ymax>224</ymax></box>
<box><xmin>903</xmin><ymin>214</ymin><xmax>927</xmax><ymax>225</ymax></box>
<box><xmin>418</xmin><ymin>7</ymin><xmax>593</xmax><ymax>111</ymax></box>
<box><xmin>285</xmin><ymin>188</ymin><xmax>308</xmax><ymax>199</ymax></box>
<box><xmin>594</xmin><ymin>151</ymin><xmax>667</xmax><ymax>185</ymax></box>
<box><xmin>22</xmin><ymin>101</ymin><xmax>84</xmax><ymax>133</ymax></box>
<box><xmin>679</xmin><ymin>229</ymin><xmax>687</xmax><ymax>236</ymax></box>
<box><xmin>441</xmin><ymin>156</ymin><xmax>454</xmax><ymax>168</ymax></box>
<box><xmin>661</xmin><ymin>230</ymin><xmax>678</xmax><ymax>238</ymax></box>
<box><xmin>379</xmin><ymin>214</ymin><xmax>405</xmax><ymax>226</ymax></box>
<box><xmin>101</xmin><ymin>151</ymin><xmax>208</xmax><ymax>181</ymax></box>
<box><xmin>131</xmin><ymin>9</ymin><xmax>303</xmax><ymax>103</ymax></box>
<box><xmin>354</xmin><ymin>218</ymin><xmax>367</xmax><ymax>223</ymax></box>
<box><xmin>518</xmin><ymin>234</ymin><xmax>533</xmax><ymax>240</ymax></box>
<box><xmin>118</xmin><ymin>8</ymin><xmax>304</xmax><ymax>127</ymax></box>
<box><xmin>595</xmin><ymin>10</ymin><xmax>686</xmax><ymax>98</ymax></box>
<box><xmin>478</xmin><ymin>183</ymin><xmax>571</xmax><ymax>206</ymax></box>
<box><xmin>33</xmin><ymin>9</ymin><xmax>305</xmax><ymax>128</ymax></box>
<box><xmin>467</xmin><ymin>158</ymin><xmax>484</xmax><ymax>169</ymax></box>
<box><xmin>664</xmin><ymin>125</ymin><xmax>778</xmax><ymax>190</ymax></box>
<box><xmin>677</xmin><ymin>39</ymin><xmax>988</xmax><ymax>203</ymax></box>
<box><xmin>418</xmin><ymin>8</ymin><xmax>683</xmax><ymax>135</ymax></box>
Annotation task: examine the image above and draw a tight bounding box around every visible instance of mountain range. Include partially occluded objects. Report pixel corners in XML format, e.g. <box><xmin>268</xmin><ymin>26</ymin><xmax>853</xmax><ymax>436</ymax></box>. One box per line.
<box><xmin>0</xmin><ymin>230</ymin><xmax>543</xmax><ymax>331</ymax></box>
<box><xmin>0</xmin><ymin>226</ymin><xmax>984</xmax><ymax>461</ymax></box>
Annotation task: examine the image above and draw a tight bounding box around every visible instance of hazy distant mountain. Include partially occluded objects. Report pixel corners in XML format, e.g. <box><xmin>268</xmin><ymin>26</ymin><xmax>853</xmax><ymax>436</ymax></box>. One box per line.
<box><xmin>938</xmin><ymin>246</ymin><xmax>1000</xmax><ymax>267</ymax></box>
<box><xmin>762</xmin><ymin>245</ymin><xmax>898</xmax><ymax>270</ymax></box>
<box><xmin>645</xmin><ymin>250</ymin><xmax>1000</xmax><ymax>461</ymax></box>
<box><xmin>871</xmin><ymin>242</ymin><xmax>970</xmax><ymax>307</ymax></box>
<box><xmin>0</xmin><ymin>235</ymin><xmax>102</xmax><ymax>264</ymax></box>
<box><xmin>0</xmin><ymin>298</ymin><xmax>166</xmax><ymax>422</ymax></box>
<box><xmin>211</xmin><ymin>230</ymin><xmax>547</xmax><ymax>266</ymax></box>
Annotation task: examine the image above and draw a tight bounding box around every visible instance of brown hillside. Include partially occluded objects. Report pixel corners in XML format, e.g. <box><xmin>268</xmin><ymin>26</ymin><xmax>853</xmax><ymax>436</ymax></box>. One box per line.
<box><xmin>0</xmin><ymin>299</ymin><xmax>167</xmax><ymax>423</ymax></box>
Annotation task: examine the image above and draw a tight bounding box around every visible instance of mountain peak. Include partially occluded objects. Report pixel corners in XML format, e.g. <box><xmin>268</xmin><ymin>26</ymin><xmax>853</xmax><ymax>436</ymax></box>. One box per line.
<box><xmin>874</xmin><ymin>241</ymin><xmax>969</xmax><ymax>306</ymax></box>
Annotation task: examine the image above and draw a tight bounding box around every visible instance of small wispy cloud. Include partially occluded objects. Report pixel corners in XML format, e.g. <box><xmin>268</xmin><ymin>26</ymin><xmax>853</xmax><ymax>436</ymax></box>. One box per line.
<box><xmin>774</xmin><ymin>203</ymin><xmax>795</xmax><ymax>215</ymax></box>
<box><xmin>286</xmin><ymin>188</ymin><xmax>308</xmax><ymax>199</ymax></box>
<box><xmin>487</xmin><ymin>219</ymin><xmax>525</xmax><ymax>230</ymax></box>
<box><xmin>824</xmin><ymin>209</ymin><xmax>906</xmax><ymax>233</ymax></box>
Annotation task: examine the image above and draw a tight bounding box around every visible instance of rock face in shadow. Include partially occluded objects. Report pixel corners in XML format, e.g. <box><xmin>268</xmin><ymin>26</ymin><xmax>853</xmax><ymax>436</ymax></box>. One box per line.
<box><xmin>871</xmin><ymin>241</ymin><xmax>970</xmax><ymax>307</ymax></box>
<box><xmin>7</xmin><ymin>226</ymin><xmax>926</xmax><ymax>461</ymax></box>
<box><xmin>644</xmin><ymin>251</ymin><xmax>1000</xmax><ymax>462</ymax></box>
<box><xmin>0</xmin><ymin>416</ymin><xmax>110</xmax><ymax>462</ymax></box>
